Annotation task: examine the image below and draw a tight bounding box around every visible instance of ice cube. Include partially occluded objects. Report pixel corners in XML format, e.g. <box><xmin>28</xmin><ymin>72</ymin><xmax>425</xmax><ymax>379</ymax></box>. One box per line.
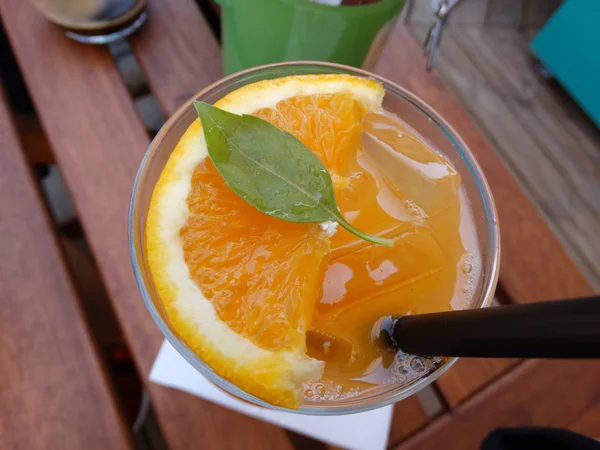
<box><xmin>362</xmin><ymin>113</ymin><xmax>461</xmax><ymax>217</ymax></box>
<box><xmin>306</xmin><ymin>329</ymin><xmax>354</xmax><ymax>367</ymax></box>
<box><xmin>316</xmin><ymin>227</ymin><xmax>446</xmax><ymax>319</ymax></box>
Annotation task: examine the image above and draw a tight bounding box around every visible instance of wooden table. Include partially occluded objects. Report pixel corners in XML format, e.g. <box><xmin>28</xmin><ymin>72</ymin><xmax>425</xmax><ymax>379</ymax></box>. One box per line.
<box><xmin>0</xmin><ymin>1</ymin><xmax>597</xmax><ymax>448</ymax></box>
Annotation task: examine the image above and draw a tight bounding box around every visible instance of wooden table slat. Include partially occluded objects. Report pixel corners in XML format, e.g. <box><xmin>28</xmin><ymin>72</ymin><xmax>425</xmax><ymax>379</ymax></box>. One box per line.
<box><xmin>0</xmin><ymin>83</ymin><xmax>131</xmax><ymax>449</ymax></box>
<box><xmin>568</xmin><ymin>400</ymin><xmax>600</xmax><ymax>438</ymax></box>
<box><xmin>435</xmin><ymin>358</ymin><xmax>517</xmax><ymax>407</ymax></box>
<box><xmin>0</xmin><ymin>2</ymin><xmax>294</xmax><ymax>449</ymax></box>
<box><xmin>394</xmin><ymin>359</ymin><xmax>600</xmax><ymax>450</ymax></box>
<box><xmin>130</xmin><ymin>0</ymin><xmax>222</xmax><ymax>115</ymax></box>
<box><xmin>374</xmin><ymin>23</ymin><xmax>595</xmax><ymax>408</ymax></box>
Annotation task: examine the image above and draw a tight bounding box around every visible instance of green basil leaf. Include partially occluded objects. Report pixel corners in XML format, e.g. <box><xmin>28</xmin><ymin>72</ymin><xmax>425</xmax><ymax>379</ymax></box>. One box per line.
<box><xmin>194</xmin><ymin>101</ymin><xmax>392</xmax><ymax>247</ymax></box>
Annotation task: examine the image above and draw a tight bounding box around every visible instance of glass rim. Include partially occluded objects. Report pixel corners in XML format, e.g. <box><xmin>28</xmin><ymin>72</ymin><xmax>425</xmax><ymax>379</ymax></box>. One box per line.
<box><xmin>129</xmin><ymin>61</ymin><xmax>500</xmax><ymax>415</ymax></box>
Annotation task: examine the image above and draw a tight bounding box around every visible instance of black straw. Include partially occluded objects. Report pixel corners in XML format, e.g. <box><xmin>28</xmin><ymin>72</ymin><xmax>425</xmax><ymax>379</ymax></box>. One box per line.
<box><xmin>391</xmin><ymin>296</ymin><xmax>600</xmax><ymax>359</ymax></box>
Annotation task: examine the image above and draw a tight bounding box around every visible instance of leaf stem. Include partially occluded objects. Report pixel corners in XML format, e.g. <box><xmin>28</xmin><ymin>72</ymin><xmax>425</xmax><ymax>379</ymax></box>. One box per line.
<box><xmin>335</xmin><ymin>213</ymin><xmax>394</xmax><ymax>247</ymax></box>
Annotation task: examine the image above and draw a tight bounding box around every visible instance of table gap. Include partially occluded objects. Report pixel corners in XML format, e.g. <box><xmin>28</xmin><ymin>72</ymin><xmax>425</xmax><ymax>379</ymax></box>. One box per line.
<box><xmin>0</xmin><ymin>22</ymin><xmax>35</xmax><ymax>114</ymax></box>
<box><xmin>133</xmin><ymin>392</ymin><xmax>170</xmax><ymax>450</ymax></box>
<box><xmin>194</xmin><ymin>0</ymin><xmax>222</xmax><ymax>40</ymax></box>
<box><xmin>108</xmin><ymin>39</ymin><xmax>167</xmax><ymax>136</ymax></box>
<box><xmin>416</xmin><ymin>384</ymin><xmax>447</xmax><ymax>419</ymax></box>
<box><xmin>493</xmin><ymin>285</ymin><xmax>514</xmax><ymax>306</ymax></box>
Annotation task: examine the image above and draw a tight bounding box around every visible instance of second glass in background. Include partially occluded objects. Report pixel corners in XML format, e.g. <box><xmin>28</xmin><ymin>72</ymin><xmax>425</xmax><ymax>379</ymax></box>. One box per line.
<box><xmin>220</xmin><ymin>0</ymin><xmax>406</xmax><ymax>74</ymax></box>
<box><xmin>29</xmin><ymin>0</ymin><xmax>148</xmax><ymax>43</ymax></box>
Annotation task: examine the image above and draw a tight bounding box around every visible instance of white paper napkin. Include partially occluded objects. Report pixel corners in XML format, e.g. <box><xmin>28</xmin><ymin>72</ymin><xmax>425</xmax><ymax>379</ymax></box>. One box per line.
<box><xmin>150</xmin><ymin>341</ymin><xmax>393</xmax><ymax>450</ymax></box>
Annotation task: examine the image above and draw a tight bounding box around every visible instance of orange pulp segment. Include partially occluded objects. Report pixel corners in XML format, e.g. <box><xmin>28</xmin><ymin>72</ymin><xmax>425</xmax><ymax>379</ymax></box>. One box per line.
<box><xmin>182</xmin><ymin>92</ymin><xmax>372</xmax><ymax>351</ymax></box>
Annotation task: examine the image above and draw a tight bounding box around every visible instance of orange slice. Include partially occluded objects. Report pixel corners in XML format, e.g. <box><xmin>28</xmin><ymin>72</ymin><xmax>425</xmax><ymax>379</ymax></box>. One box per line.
<box><xmin>146</xmin><ymin>74</ymin><xmax>384</xmax><ymax>408</ymax></box>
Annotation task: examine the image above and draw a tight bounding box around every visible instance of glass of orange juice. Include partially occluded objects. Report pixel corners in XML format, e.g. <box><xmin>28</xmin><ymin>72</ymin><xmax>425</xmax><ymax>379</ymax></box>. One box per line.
<box><xmin>129</xmin><ymin>62</ymin><xmax>499</xmax><ymax>414</ymax></box>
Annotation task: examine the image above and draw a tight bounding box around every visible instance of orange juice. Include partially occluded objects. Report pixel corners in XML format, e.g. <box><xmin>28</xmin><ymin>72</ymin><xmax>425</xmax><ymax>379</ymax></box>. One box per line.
<box><xmin>302</xmin><ymin>112</ymin><xmax>480</xmax><ymax>401</ymax></box>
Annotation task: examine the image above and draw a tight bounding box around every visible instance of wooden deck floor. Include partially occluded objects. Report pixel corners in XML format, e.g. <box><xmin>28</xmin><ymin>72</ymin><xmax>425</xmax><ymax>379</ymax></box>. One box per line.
<box><xmin>409</xmin><ymin>25</ymin><xmax>600</xmax><ymax>292</ymax></box>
